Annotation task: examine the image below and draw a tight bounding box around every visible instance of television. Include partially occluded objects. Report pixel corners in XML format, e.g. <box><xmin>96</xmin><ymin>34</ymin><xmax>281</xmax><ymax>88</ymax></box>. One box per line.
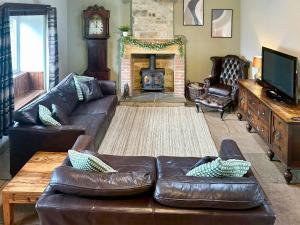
<box><xmin>262</xmin><ymin>47</ymin><xmax>298</xmax><ymax>104</ymax></box>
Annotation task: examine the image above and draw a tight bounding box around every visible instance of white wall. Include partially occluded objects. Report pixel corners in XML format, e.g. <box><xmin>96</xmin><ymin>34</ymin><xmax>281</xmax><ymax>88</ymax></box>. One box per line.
<box><xmin>0</xmin><ymin>0</ymin><xmax>68</xmax><ymax>79</ymax></box>
<box><xmin>241</xmin><ymin>0</ymin><xmax>300</xmax><ymax>61</ymax></box>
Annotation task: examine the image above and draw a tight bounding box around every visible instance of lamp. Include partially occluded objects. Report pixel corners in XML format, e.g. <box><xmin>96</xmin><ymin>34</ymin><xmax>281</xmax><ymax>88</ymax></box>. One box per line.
<box><xmin>253</xmin><ymin>56</ymin><xmax>262</xmax><ymax>80</ymax></box>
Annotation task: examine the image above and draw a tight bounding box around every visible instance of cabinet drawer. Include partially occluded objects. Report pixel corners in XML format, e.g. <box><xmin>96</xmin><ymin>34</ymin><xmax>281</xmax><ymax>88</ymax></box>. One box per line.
<box><xmin>271</xmin><ymin>115</ymin><xmax>288</xmax><ymax>164</ymax></box>
<box><xmin>258</xmin><ymin>122</ymin><xmax>269</xmax><ymax>143</ymax></box>
<box><xmin>247</xmin><ymin>94</ymin><xmax>259</xmax><ymax>112</ymax></box>
<box><xmin>247</xmin><ymin>108</ymin><xmax>258</xmax><ymax>128</ymax></box>
<box><xmin>258</xmin><ymin>102</ymin><xmax>271</xmax><ymax>124</ymax></box>
<box><xmin>239</xmin><ymin>87</ymin><xmax>247</xmax><ymax>114</ymax></box>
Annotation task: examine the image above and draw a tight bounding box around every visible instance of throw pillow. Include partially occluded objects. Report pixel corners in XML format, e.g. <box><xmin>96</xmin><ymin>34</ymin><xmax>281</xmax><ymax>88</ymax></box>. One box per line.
<box><xmin>186</xmin><ymin>158</ymin><xmax>251</xmax><ymax>178</ymax></box>
<box><xmin>52</xmin><ymin>104</ymin><xmax>70</xmax><ymax>125</ymax></box>
<box><xmin>68</xmin><ymin>150</ymin><xmax>117</xmax><ymax>173</ymax></box>
<box><xmin>79</xmin><ymin>80</ymin><xmax>104</xmax><ymax>102</ymax></box>
<box><xmin>73</xmin><ymin>75</ymin><xmax>95</xmax><ymax>101</ymax></box>
<box><xmin>39</xmin><ymin>105</ymin><xmax>61</xmax><ymax>127</ymax></box>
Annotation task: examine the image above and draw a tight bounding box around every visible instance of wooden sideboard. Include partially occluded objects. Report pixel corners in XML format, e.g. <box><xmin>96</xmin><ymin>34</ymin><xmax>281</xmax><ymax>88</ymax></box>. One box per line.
<box><xmin>237</xmin><ymin>79</ymin><xmax>300</xmax><ymax>184</ymax></box>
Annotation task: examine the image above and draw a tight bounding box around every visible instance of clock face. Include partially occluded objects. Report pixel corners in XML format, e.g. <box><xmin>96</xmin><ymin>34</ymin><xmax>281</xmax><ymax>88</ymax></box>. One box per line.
<box><xmin>89</xmin><ymin>17</ymin><xmax>104</xmax><ymax>35</ymax></box>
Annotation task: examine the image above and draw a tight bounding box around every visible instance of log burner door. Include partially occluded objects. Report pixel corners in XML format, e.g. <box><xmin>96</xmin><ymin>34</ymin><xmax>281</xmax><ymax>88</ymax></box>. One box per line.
<box><xmin>141</xmin><ymin>70</ymin><xmax>165</xmax><ymax>91</ymax></box>
<box><xmin>140</xmin><ymin>54</ymin><xmax>165</xmax><ymax>91</ymax></box>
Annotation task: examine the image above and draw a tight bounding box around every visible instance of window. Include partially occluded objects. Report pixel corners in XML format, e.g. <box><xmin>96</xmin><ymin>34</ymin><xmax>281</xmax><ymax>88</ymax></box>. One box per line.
<box><xmin>10</xmin><ymin>17</ymin><xmax>19</xmax><ymax>74</ymax></box>
<box><xmin>9</xmin><ymin>15</ymin><xmax>46</xmax><ymax>76</ymax></box>
<box><xmin>10</xmin><ymin>15</ymin><xmax>47</xmax><ymax>110</ymax></box>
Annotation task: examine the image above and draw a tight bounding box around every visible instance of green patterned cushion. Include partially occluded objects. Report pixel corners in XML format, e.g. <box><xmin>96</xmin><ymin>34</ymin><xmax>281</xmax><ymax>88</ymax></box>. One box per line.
<box><xmin>73</xmin><ymin>75</ymin><xmax>95</xmax><ymax>101</ymax></box>
<box><xmin>68</xmin><ymin>150</ymin><xmax>117</xmax><ymax>173</ymax></box>
<box><xmin>38</xmin><ymin>105</ymin><xmax>61</xmax><ymax>127</ymax></box>
<box><xmin>186</xmin><ymin>157</ymin><xmax>251</xmax><ymax>178</ymax></box>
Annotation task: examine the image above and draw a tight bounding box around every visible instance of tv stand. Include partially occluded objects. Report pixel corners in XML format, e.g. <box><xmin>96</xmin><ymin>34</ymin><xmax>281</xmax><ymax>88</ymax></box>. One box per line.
<box><xmin>238</xmin><ymin>79</ymin><xmax>300</xmax><ymax>184</ymax></box>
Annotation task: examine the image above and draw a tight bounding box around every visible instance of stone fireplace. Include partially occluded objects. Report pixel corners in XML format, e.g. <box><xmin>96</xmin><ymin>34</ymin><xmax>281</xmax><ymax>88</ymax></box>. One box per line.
<box><xmin>120</xmin><ymin>0</ymin><xmax>185</xmax><ymax>97</ymax></box>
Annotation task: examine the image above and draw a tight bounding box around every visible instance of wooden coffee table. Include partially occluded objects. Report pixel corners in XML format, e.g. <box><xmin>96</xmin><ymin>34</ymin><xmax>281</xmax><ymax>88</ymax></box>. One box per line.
<box><xmin>2</xmin><ymin>152</ymin><xmax>67</xmax><ymax>225</ymax></box>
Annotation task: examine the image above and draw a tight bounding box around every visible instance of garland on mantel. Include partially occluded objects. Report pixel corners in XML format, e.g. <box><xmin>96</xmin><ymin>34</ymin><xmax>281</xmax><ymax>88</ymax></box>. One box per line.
<box><xmin>120</xmin><ymin>36</ymin><xmax>185</xmax><ymax>57</ymax></box>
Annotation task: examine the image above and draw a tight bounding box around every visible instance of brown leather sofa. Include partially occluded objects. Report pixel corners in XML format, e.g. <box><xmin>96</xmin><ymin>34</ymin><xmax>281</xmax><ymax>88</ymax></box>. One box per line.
<box><xmin>8</xmin><ymin>74</ymin><xmax>118</xmax><ymax>176</ymax></box>
<box><xmin>36</xmin><ymin>136</ymin><xmax>275</xmax><ymax>225</ymax></box>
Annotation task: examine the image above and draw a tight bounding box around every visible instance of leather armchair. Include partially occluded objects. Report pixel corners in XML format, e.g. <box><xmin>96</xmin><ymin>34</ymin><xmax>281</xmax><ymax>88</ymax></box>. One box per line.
<box><xmin>204</xmin><ymin>55</ymin><xmax>250</xmax><ymax>105</ymax></box>
<box><xmin>196</xmin><ymin>55</ymin><xmax>250</xmax><ymax>119</ymax></box>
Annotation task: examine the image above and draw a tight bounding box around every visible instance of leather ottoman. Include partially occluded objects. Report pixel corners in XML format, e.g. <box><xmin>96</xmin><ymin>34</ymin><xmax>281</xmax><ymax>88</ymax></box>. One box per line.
<box><xmin>196</xmin><ymin>94</ymin><xmax>233</xmax><ymax>120</ymax></box>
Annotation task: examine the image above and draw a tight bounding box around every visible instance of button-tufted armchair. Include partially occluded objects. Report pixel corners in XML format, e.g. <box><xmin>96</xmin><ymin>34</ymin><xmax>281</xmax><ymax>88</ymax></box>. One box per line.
<box><xmin>196</xmin><ymin>55</ymin><xmax>250</xmax><ymax>119</ymax></box>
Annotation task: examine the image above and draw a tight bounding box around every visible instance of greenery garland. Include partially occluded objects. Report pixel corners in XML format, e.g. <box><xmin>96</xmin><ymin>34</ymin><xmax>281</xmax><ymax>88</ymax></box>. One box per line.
<box><xmin>120</xmin><ymin>36</ymin><xmax>185</xmax><ymax>57</ymax></box>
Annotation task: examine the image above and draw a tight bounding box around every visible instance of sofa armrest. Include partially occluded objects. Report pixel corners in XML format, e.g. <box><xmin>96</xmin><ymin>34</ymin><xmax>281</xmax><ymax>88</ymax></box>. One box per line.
<box><xmin>99</xmin><ymin>80</ymin><xmax>117</xmax><ymax>95</ymax></box>
<box><xmin>204</xmin><ymin>76</ymin><xmax>219</xmax><ymax>89</ymax></box>
<box><xmin>72</xmin><ymin>135</ymin><xmax>95</xmax><ymax>152</ymax></box>
<box><xmin>8</xmin><ymin>125</ymin><xmax>85</xmax><ymax>176</ymax></box>
<box><xmin>219</xmin><ymin>139</ymin><xmax>245</xmax><ymax>160</ymax></box>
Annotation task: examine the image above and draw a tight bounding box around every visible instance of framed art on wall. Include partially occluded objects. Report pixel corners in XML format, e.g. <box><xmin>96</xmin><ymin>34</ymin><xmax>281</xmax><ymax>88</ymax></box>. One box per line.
<box><xmin>184</xmin><ymin>0</ymin><xmax>204</xmax><ymax>26</ymax></box>
<box><xmin>211</xmin><ymin>9</ymin><xmax>233</xmax><ymax>38</ymax></box>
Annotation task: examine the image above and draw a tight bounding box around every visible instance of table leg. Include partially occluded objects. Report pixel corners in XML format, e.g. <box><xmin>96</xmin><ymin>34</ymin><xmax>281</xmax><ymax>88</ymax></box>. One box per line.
<box><xmin>2</xmin><ymin>192</ymin><xmax>13</xmax><ymax>225</ymax></box>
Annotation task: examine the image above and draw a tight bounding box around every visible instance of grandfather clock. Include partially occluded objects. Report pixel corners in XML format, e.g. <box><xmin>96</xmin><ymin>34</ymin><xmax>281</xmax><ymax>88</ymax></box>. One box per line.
<box><xmin>83</xmin><ymin>5</ymin><xmax>110</xmax><ymax>80</ymax></box>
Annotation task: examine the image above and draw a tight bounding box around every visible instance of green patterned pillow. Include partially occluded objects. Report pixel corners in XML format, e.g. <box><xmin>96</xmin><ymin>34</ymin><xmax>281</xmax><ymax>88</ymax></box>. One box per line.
<box><xmin>68</xmin><ymin>150</ymin><xmax>117</xmax><ymax>173</ymax></box>
<box><xmin>186</xmin><ymin>157</ymin><xmax>251</xmax><ymax>178</ymax></box>
<box><xmin>73</xmin><ymin>75</ymin><xmax>95</xmax><ymax>101</ymax></box>
<box><xmin>39</xmin><ymin>105</ymin><xmax>61</xmax><ymax>127</ymax></box>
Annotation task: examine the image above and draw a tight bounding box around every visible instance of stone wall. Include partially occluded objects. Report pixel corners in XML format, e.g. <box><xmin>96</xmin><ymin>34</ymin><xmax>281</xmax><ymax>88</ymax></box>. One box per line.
<box><xmin>132</xmin><ymin>0</ymin><xmax>174</xmax><ymax>39</ymax></box>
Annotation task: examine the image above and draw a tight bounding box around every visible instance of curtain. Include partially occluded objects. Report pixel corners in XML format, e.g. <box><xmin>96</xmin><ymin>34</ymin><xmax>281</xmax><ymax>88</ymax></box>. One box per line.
<box><xmin>0</xmin><ymin>7</ymin><xmax>14</xmax><ymax>138</ymax></box>
<box><xmin>47</xmin><ymin>7</ymin><xmax>59</xmax><ymax>89</ymax></box>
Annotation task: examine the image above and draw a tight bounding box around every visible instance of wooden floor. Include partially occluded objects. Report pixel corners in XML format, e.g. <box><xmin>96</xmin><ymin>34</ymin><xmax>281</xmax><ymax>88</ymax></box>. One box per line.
<box><xmin>15</xmin><ymin>90</ymin><xmax>45</xmax><ymax>111</ymax></box>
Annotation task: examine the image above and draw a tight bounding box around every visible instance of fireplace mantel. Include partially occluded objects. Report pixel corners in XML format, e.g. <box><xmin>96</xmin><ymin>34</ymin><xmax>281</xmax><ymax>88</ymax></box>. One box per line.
<box><xmin>120</xmin><ymin>38</ymin><xmax>186</xmax><ymax>97</ymax></box>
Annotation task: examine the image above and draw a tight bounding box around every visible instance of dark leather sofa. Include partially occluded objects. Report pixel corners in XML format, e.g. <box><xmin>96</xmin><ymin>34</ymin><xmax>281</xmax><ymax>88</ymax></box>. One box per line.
<box><xmin>36</xmin><ymin>136</ymin><xmax>275</xmax><ymax>225</ymax></box>
<box><xmin>9</xmin><ymin>74</ymin><xmax>118</xmax><ymax>176</ymax></box>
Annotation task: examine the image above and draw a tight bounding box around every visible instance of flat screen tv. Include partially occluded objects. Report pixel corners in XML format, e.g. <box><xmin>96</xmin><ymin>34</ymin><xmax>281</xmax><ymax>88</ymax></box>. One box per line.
<box><xmin>262</xmin><ymin>47</ymin><xmax>298</xmax><ymax>104</ymax></box>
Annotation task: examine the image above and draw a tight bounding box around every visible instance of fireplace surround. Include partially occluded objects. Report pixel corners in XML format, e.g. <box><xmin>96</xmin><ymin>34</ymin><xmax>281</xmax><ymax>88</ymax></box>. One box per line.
<box><xmin>120</xmin><ymin>41</ymin><xmax>185</xmax><ymax>96</ymax></box>
<box><xmin>120</xmin><ymin>0</ymin><xmax>186</xmax><ymax>97</ymax></box>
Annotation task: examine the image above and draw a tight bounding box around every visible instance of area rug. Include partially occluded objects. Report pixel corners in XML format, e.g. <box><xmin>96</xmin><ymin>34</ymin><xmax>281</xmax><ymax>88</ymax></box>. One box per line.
<box><xmin>99</xmin><ymin>106</ymin><xmax>218</xmax><ymax>157</ymax></box>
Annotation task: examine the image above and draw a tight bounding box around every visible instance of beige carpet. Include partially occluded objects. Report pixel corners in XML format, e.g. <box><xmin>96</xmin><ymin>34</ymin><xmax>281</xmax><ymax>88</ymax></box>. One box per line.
<box><xmin>99</xmin><ymin>106</ymin><xmax>218</xmax><ymax>157</ymax></box>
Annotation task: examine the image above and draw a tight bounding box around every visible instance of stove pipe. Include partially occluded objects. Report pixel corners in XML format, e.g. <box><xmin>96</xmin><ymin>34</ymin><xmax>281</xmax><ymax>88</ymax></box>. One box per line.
<box><xmin>149</xmin><ymin>54</ymin><xmax>156</xmax><ymax>70</ymax></box>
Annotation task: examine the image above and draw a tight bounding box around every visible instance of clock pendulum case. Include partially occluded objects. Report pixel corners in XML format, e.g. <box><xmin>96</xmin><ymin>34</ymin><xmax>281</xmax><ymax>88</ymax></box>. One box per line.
<box><xmin>83</xmin><ymin>5</ymin><xmax>110</xmax><ymax>80</ymax></box>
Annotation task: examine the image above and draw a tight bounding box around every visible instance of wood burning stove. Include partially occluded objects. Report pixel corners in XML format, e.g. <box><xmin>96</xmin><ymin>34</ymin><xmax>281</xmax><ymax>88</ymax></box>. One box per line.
<box><xmin>141</xmin><ymin>54</ymin><xmax>165</xmax><ymax>91</ymax></box>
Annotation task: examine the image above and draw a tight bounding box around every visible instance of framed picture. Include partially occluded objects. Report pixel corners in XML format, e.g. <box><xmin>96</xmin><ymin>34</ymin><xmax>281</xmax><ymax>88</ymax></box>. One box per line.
<box><xmin>184</xmin><ymin>0</ymin><xmax>204</xmax><ymax>26</ymax></box>
<box><xmin>211</xmin><ymin>9</ymin><xmax>233</xmax><ymax>38</ymax></box>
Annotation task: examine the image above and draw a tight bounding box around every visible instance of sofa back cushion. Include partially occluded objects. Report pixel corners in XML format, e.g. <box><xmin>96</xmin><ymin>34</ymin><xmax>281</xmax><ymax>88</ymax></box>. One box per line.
<box><xmin>154</xmin><ymin>141</ymin><xmax>265</xmax><ymax>210</ymax></box>
<box><xmin>50</xmin><ymin>153</ymin><xmax>156</xmax><ymax>197</ymax></box>
<box><xmin>14</xmin><ymin>73</ymin><xmax>78</xmax><ymax>125</ymax></box>
<box><xmin>50</xmin><ymin>73</ymin><xmax>79</xmax><ymax>115</ymax></box>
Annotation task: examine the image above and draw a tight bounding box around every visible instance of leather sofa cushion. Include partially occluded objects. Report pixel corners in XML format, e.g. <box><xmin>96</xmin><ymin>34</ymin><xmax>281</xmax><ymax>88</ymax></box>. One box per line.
<box><xmin>72</xmin><ymin>95</ymin><xmax>118</xmax><ymax>116</ymax></box>
<box><xmin>14</xmin><ymin>74</ymin><xmax>78</xmax><ymax>125</ymax></box>
<box><xmin>50</xmin><ymin>73</ymin><xmax>79</xmax><ymax>115</ymax></box>
<box><xmin>50</xmin><ymin>154</ymin><xmax>156</xmax><ymax>197</ymax></box>
<box><xmin>52</xmin><ymin>104</ymin><xmax>70</xmax><ymax>125</ymax></box>
<box><xmin>79</xmin><ymin>80</ymin><xmax>104</xmax><ymax>102</ymax></box>
<box><xmin>154</xmin><ymin>155</ymin><xmax>264</xmax><ymax>210</ymax></box>
<box><xmin>14</xmin><ymin>92</ymin><xmax>56</xmax><ymax>125</ymax></box>
<box><xmin>208</xmin><ymin>84</ymin><xmax>232</xmax><ymax>97</ymax></box>
<box><xmin>69</xmin><ymin>114</ymin><xmax>108</xmax><ymax>139</ymax></box>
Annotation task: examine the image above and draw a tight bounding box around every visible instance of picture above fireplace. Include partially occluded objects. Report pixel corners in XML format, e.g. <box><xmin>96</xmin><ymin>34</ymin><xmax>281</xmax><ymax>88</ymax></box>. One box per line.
<box><xmin>140</xmin><ymin>55</ymin><xmax>165</xmax><ymax>91</ymax></box>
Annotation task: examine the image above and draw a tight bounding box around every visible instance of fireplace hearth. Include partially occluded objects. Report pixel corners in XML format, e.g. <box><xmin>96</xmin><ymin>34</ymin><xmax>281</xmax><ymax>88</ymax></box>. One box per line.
<box><xmin>141</xmin><ymin>54</ymin><xmax>165</xmax><ymax>91</ymax></box>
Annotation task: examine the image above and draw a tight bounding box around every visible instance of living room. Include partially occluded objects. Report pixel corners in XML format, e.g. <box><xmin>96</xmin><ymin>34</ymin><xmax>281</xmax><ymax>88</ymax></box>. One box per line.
<box><xmin>0</xmin><ymin>0</ymin><xmax>299</xmax><ymax>225</ymax></box>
